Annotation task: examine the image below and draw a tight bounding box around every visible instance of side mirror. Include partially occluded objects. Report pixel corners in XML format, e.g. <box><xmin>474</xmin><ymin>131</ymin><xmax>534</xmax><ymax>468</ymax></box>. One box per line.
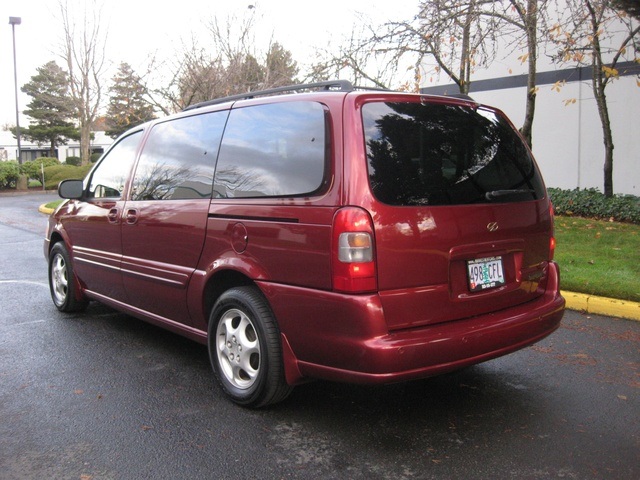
<box><xmin>58</xmin><ymin>179</ymin><xmax>84</xmax><ymax>199</ymax></box>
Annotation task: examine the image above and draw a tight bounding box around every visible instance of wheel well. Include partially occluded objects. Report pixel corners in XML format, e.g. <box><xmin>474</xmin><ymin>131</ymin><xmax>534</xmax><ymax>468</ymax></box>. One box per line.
<box><xmin>202</xmin><ymin>270</ymin><xmax>255</xmax><ymax>322</ymax></box>
<box><xmin>48</xmin><ymin>232</ymin><xmax>64</xmax><ymax>252</ymax></box>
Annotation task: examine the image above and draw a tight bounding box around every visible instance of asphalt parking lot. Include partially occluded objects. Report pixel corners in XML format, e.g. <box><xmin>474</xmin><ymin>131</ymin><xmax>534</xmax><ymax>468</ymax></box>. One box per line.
<box><xmin>1</xmin><ymin>192</ymin><xmax>639</xmax><ymax>479</ymax></box>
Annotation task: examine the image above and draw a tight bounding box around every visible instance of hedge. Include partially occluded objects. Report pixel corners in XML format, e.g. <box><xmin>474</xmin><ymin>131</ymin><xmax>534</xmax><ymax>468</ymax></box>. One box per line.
<box><xmin>20</xmin><ymin>157</ymin><xmax>60</xmax><ymax>182</ymax></box>
<box><xmin>549</xmin><ymin>188</ymin><xmax>640</xmax><ymax>224</ymax></box>
<box><xmin>43</xmin><ymin>164</ymin><xmax>93</xmax><ymax>190</ymax></box>
<box><xmin>0</xmin><ymin>161</ymin><xmax>20</xmax><ymax>188</ymax></box>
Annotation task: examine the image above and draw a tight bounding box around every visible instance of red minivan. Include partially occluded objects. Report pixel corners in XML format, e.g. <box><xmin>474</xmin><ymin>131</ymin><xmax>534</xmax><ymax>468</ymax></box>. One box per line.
<box><xmin>45</xmin><ymin>80</ymin><xmax>565</xmax><ymax>407</ymax></box>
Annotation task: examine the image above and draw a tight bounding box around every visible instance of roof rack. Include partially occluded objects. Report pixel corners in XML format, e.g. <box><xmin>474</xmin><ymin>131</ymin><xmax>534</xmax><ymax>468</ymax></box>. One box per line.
<box><xmin>184</xmin><ymin>80</ymin><xmax>355</xmax><ymax>111</ymax></box>
<box><xmin>442</xmin><ymin>92</ymin><xmax>475</xmax><ymax>101</ymax></box>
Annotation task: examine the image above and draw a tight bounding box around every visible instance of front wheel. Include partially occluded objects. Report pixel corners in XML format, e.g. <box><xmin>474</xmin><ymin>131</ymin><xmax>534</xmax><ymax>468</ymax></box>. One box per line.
<box><xmin>48</xmin><ymin>242</ymin><xmax>88</xmax><ymax>313</ymax></box>
<box><xmin>208</xmin><ymin>286</ymin><xmax>292</xmax><ymax>408</ymax></box>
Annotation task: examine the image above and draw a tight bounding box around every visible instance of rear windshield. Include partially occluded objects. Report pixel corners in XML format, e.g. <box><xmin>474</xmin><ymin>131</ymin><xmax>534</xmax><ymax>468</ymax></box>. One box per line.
<box><xmin>362</xmin><ymin>101</ymin><xmax>545</xmax><ymax>206</ymax></box>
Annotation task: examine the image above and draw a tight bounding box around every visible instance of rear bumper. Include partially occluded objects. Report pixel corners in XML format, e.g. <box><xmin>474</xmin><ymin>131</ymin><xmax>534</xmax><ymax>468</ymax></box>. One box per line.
<box><xmin>259</xmin><ymin>262</ymin><xmax>565</xmax><ymax>385</ymax></box>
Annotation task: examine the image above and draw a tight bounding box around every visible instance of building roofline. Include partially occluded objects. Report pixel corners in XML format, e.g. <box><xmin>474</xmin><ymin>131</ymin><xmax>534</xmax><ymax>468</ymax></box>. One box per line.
<box><xmin>420</xmin><ymin>60</ymin><xmax>639</xmax><ymax>95</ymax></box>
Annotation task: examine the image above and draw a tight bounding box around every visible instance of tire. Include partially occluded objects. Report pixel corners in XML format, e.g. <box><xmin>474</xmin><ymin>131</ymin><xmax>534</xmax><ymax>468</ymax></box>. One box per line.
<box><xmin>208</xmin><ymin>286</ymin><xmax>293</xmax><ymax>408</ymax></box>
<box><xmin>48</xmin><ymin>242</ymin><xmax>88</xmax><ymax>313</ymax></box>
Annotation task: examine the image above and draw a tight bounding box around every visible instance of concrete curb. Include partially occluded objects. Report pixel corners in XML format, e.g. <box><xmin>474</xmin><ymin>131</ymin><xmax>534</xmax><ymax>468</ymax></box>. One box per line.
<box><xmin>38</xmin><ymin>204</ymin><xmax>640</xmax><ymax>322</ymax></box>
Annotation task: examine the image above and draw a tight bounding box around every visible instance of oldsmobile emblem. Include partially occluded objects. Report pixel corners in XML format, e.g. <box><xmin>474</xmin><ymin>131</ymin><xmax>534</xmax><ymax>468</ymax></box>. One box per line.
<box><xmin>487</xmin><ymin>222</ymin><xmax>499</xmax><ymax>232</ymax></box>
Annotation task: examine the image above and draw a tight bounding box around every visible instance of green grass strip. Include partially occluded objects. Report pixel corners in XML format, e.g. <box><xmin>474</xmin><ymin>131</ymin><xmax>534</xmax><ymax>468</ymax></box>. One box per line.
<box><xmin>555</xmin><ymin>216</ymin><xmax>640</xmax><ymax>302</ymax></box>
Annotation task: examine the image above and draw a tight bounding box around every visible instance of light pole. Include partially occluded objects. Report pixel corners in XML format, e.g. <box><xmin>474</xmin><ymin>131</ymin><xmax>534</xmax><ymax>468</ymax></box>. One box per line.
<box><xmin>9</xmin><ymin>16</ymin><xmax>22</xmax><ymax>164</ymax></box>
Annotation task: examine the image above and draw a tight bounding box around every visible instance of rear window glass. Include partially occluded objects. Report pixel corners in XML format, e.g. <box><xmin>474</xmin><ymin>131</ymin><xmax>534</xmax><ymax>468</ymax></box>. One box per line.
<box><xmin>213</xmin><ymin>101</ymin><xmax>328</xmax><ymax>198</ymax></box>
<box><xmin>362</xmin><ymin>101</ymin><xmax>545</xmax><ymax>206</ymax></box>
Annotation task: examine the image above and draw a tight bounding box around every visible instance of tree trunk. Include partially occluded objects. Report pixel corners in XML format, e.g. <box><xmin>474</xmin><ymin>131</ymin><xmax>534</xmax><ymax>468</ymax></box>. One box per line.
<box><xmin>81</xmin><ymin>122</ymin><xmax>92</xmax><ymax>165</ymax></box>
<box><xmin>592</xmin><ymin>71</ymin><xmax>614</xmax><ymax>197</ymax></box>
<box><xmin>458</xmin><ymin>0</ymin><xmax>476</xmax><ymax>95</ymax></box>
<box><xmin>587</xmin><ymin>1</ymin><xmax>614</xmax><ymax>197</ymax></box>
<box><xmin>519</xmin><ymin>0</ymin><xmax>538</xmax><ymax>148</ymax></box>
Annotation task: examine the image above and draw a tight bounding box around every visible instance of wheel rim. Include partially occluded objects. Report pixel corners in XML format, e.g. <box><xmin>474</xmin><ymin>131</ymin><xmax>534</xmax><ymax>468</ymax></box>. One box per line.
<box><xmin>51</xmin><ymin>253</ymin><xmax>69</xmax><ymax>306</ymax></box>
<box><xmin>216</xmin><ymin>308</ymin><xmax>261</xmax><ymax>390</ymax></box>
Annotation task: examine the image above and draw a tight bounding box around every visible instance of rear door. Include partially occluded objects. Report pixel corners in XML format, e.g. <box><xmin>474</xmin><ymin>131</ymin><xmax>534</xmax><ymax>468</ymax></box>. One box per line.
<box><xmin>120</xmin><ymin>110</ymin><xmax>228</xmax><ymax>325</ymax></box>
<box><xmin>354</xmin><ymin>95</ymin><xmax>553</xmax><ymax>329</ymax></box>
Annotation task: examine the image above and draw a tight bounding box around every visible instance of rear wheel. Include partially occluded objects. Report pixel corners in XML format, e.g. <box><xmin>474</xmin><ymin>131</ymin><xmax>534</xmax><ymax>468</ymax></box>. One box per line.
<box><xmin>208</xmin><ymin>286</ymin><xmax>292</xmax><ymax>407</ymax></box>
<box><xmin>48</xmin><ymin>242</ymin><xmax>88</xmax><ymax>312</ymax></box>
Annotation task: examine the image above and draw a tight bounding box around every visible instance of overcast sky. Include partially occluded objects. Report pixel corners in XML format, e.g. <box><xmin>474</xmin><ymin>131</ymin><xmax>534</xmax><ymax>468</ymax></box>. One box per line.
<box><xmin>1</xmin><ymin>0</ymin><xmax>417</xmax><ymax>126</ymax></box>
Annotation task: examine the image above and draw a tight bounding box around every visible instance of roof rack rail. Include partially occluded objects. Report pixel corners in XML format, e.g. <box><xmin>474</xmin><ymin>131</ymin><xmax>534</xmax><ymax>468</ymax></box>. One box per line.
<box><xmin>442</xmin><ymin>92</ymin><xmax>475</xmax><ymax>101</ymax></box>
<box><xmin>184</xmin><ymin>80</ymin><xmax>355</xmax><ymax>111</ymax></box>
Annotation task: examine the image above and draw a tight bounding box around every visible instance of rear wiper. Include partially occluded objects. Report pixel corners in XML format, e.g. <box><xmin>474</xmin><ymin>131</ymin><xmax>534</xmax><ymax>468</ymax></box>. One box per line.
<box><xmin>485</xmin><ymin>189</ymin><xmax>535</xmax><ymax>201</ymax></box>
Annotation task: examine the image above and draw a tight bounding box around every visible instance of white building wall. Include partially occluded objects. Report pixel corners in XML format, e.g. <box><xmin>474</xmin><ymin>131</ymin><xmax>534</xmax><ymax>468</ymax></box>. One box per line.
<box><xmin>0</xmin><ymin>130</ymin><xmax>113</xmax><ymax>163</ymax></box>
<box><xmin>466</xmin><ymin>75</ymin><xmax>639</xmax><ymax>196</ymax></box>
<box><xmin>419</xmin><ymin>2</ymin><xmax>640</xmax><ymax>196</ymax></box>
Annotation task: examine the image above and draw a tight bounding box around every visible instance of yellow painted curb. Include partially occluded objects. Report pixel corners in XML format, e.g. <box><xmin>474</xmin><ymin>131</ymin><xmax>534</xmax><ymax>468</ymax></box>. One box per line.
<box><xmin>562</xmin><ymin>291</ymin><xmax>640</xmax><ymax>321</ymax></box>
<box><xmin>39</xmin><ymin>204</ymin><xmax>54</xmax><ymax>215</ymax></box>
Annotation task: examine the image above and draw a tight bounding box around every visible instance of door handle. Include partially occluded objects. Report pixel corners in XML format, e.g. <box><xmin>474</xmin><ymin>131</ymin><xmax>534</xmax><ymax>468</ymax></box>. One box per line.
<box><xmin>125</xmin><ymin>208</ymin><xmax>139</xmax><ymax>225</ymax></box>
<box><xmin>107</xmin><ymin>207</ymin><xmax>120</xmax><ymax>224</ymax></box>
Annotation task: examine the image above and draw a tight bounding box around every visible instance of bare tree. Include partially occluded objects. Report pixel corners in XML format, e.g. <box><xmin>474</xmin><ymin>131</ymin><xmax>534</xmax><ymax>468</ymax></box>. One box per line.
<box><xmin>203</xmin><ymin>12</ymin><xmax>299</xmax><ymax>95</ymax></box>
<box><xmin>307</xmin><ymin>21</ymin><xmax>400</xmax><ymax>89</ymax></box>
<box><xmin>552</xmin><ymin>0</ymin><xmax>640</xmax><ymax>196</ymax></box>
<box><xmin>58</xmin><ymin>0</ymin><xmax>107</xmax><ymax>165</ymax></box>
<box><xmin>413</xmin><ymin>0</ymin><xmax>501</xmax><ymax>94</ymax></box>
<box><xmin>311</xmin><ymin>1</ymin><xmax>514</xmax><ymax>95</ymax></box>
<box><xmin>147</xmin><ymin>11</ymin><xmax>299</xmax><ymax>112</ymax></box>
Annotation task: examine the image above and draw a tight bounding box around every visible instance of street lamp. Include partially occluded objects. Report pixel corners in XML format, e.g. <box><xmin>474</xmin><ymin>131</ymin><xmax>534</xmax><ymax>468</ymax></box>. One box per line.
<box><xmin>9</xmin><ymin>16</ymin><xmax>22</xmax><ymax>164</ymax></box>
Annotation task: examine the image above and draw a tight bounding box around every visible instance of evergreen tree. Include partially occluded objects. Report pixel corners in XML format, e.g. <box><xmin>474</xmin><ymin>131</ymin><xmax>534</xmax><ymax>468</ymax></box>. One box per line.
<box><xmin>106</xmin><ymin>63</ymin><xmax>156</xmax><ymax>138</ymax></box>
<box><xmin>264</xmin><ymin>42</ymin><xmax>299</xmax><ymax>87</ymax></box>
<box><xmin>17</xmin><ymin>61</ymin><xmax>80</xmax><ymax>157</ymax></box>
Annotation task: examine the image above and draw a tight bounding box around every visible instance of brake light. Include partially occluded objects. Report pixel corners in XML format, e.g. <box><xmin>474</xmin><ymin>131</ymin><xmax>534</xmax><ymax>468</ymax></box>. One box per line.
<box><xmin>332</xmin><ymin>207</ymin><xmax>377</xmax><ymax>293</ymax></box>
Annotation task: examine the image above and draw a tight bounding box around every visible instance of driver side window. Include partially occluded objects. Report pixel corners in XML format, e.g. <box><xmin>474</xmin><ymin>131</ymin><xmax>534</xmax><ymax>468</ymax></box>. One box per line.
<box><xmin>88</xmin><ymin>132</ymin><xmax>142</xmax><ymax>199</ymax></box>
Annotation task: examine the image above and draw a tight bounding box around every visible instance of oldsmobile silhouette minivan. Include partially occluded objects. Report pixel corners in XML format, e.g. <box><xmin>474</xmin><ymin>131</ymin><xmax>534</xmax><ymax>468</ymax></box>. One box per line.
<box><xmin>45</xmin><ymin>80</ymin><xmax>565</xmax><ymax>407</ymax></box>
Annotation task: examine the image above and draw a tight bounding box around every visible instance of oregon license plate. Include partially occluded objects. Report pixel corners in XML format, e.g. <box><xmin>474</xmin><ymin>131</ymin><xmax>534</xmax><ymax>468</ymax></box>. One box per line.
<box><xmin>467</xmin><ymin>256</ymin><xmax>505</xmax><ymax>292</ymax></box>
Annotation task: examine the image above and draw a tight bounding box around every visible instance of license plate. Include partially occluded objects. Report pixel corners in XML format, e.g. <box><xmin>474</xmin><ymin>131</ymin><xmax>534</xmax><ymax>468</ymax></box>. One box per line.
<box><xmin>467</xmin><ymin>256</ymin><xmax>505</xmax><ymax>292</ymax></box>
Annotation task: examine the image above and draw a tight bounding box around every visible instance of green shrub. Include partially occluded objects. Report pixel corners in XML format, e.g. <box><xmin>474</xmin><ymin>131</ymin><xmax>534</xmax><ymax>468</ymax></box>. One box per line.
<box><xmin>0</xmin><ymin>161</ymin><xmax>20</xmax><ymax>188</ymax></box>
<box><xmin>65</xmin><ymin>156</ymin><xmax>81</xmax><ymax>166</ymax></box>
<box><xmin>43</xmin><ymin>164</ymin><xmax>93</xmax><ymax>190</ymax></box>
<box><xmin>549</xmin><ymin>188</ymin><xmax>640</xmax><ymax>224</ymax></box>
<box><xmin>19</xmin><ymin>157</ymin><xmax>60</xmax><ymax>181</ymax></box>
<box><xmin>90</xmin><ymin>152</ymin><xmax>102</xmax><ymax>163</ymax></box>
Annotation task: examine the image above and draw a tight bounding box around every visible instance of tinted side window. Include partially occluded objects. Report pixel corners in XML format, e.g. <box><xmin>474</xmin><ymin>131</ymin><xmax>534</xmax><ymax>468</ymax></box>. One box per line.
<box><xmin>362</xmin><ymin>102</ymin><xmax>545</xmax><ymax>206</ymax></box>
<box><xmin>214</xmin><ymin>101</ymin><xmax>328</xmax><ymax>198</ymax></box>
<box><xmin>88</xmin><ymin>131</ymin><xmax>142</xmax><ymax>199</ymax></box>
<box><xmin>131</xmin><ymin>111</ymin><xmax>227</xmax><ymax>201</ymax></box>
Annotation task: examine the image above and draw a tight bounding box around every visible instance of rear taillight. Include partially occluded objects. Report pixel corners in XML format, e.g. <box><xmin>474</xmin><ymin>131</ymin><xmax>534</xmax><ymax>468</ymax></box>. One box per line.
<box><xmin>332</xmin><ymin>207</ymin><xmax>377</xmax><ymax>293</ymax></box>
